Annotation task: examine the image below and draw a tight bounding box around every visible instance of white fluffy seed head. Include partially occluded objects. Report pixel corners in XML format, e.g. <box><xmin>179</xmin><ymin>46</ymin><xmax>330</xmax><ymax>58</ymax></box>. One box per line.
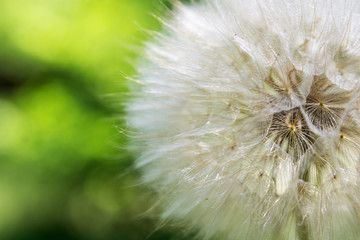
<box><xmin>127</xmin><ymin>0</ymin><xmax>360</xmax><ymax>239</ymax></box>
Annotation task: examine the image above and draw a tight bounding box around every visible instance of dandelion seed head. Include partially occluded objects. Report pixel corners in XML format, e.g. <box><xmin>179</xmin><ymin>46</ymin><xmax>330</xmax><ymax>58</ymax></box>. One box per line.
<box><xmin>127</xmin><ymin>0</ymin><xmax>360</xmax><ymax>239</ymax></box>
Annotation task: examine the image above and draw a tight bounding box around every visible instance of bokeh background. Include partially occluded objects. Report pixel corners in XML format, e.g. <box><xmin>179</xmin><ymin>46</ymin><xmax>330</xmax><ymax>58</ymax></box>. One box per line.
<box><xmin>0</xmin><ymin>0</ymin><xmax>190</xmax><ymax>239</ymax></box>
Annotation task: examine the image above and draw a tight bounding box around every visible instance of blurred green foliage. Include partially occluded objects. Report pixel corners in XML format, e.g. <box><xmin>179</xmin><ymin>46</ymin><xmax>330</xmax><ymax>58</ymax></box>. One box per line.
<box><xmin>0</xmin><ymin>0</ymin><xmax>189</xmax><ymax>239</ymax></box>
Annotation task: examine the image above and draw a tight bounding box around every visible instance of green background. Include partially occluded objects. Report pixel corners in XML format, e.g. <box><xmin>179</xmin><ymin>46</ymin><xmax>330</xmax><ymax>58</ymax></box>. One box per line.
<box><xmin>0</xmin><ymin>0</ymin><xmax>190</xmax><ymax>239</ymax></box>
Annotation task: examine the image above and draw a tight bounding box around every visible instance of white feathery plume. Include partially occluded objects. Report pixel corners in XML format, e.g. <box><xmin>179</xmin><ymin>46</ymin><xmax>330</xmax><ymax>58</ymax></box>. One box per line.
<box><xmin>127</xmin><ymin>0</ymin><xmax>360</xmax><ymax>239</ymax></box>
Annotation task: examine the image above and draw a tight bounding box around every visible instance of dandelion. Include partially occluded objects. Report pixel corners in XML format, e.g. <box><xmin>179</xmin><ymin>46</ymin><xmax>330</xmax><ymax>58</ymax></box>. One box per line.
<box><xmin>127</xmin><ymin>0</ymin><xmax>360</xmax><ymax>239</ymax></box>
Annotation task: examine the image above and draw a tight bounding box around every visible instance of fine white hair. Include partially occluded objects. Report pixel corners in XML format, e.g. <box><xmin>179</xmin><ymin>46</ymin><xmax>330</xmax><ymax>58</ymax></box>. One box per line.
<box><xmin>127</xmin><ymin>0</ymin><xmax>360</xmax><ymax>239</ymax></box>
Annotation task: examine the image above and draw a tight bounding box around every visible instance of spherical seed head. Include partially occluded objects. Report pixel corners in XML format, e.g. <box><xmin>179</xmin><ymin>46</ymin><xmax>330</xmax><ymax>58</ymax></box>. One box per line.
<box><xmin>127</xmin><ymin>0</ymin><xmax>360</xmax><ymax>239</ymax></box>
